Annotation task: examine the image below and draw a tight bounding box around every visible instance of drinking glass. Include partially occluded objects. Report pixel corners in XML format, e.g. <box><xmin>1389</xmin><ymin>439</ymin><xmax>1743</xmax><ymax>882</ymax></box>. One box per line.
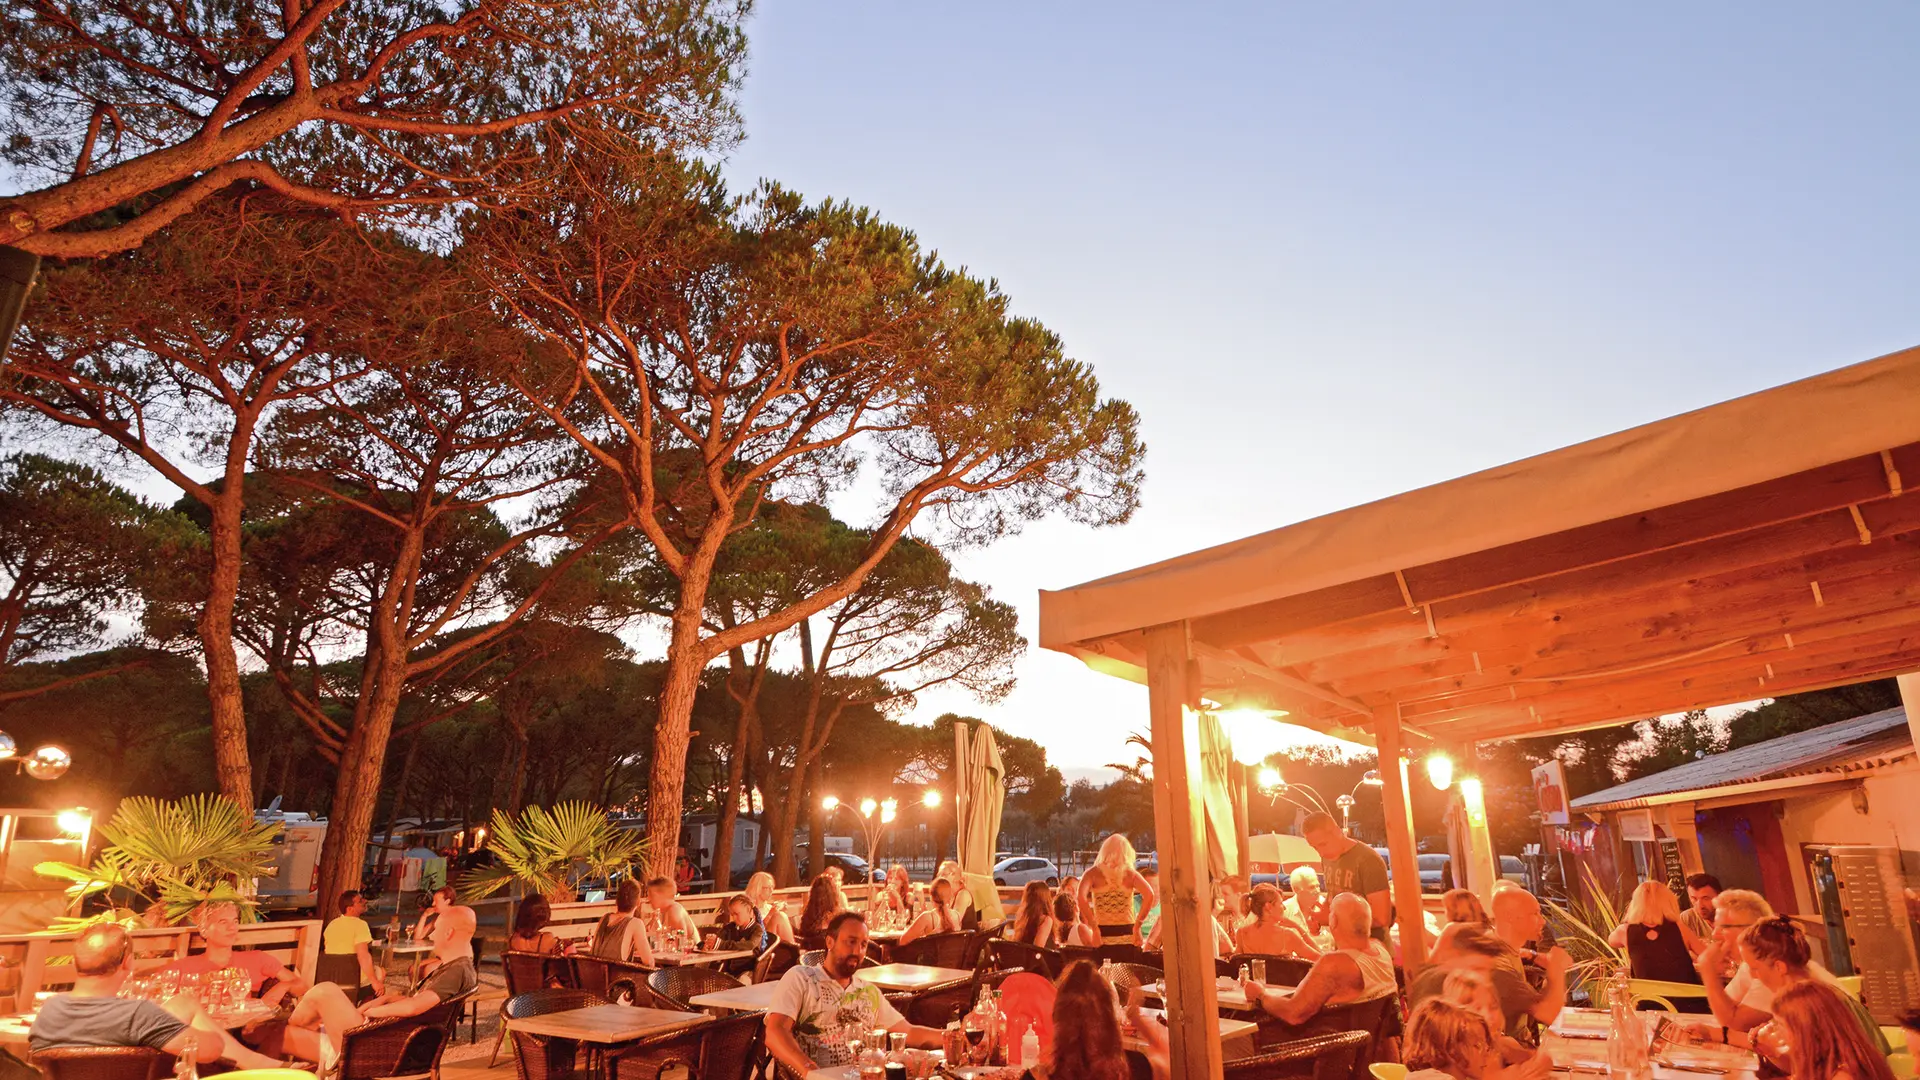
<box><xmin>158</xmin><ymin>970</ymin><xmax>180</xmax><ymax>1000</ymax></box>
<box><xmin>1249</xmin><ymin>958</ymin><xmax>1266</xmax><ymax>984</ymax></box>
<box><xmin>230</xmin><ymin>970</ymin><xmax>250</xmax><ymax>1006</ymax></box>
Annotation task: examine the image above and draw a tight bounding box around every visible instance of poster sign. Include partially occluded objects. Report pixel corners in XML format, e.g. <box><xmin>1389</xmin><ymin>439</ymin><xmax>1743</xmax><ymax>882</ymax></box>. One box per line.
<box><xmin>1659</xmin><ymin>838</ymin><xmax>1688</xmax><ymax>899</ymax></box>
<box><xmin>1620</xmin><ymin>809</ymin><xmax>1656</xmax><ymax>843</ymax></box>
<box><xmin>1532</xmin><ymin>759</ymin><xmax>1571</xmax><ymax>825</ymax></box>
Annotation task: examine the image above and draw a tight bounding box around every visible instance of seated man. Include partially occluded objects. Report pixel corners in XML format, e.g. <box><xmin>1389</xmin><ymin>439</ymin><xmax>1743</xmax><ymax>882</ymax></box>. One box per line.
<box><xmin>161</xmin><ymin>902</ymin><xmax>308</xmax><ymax>1007</ymax></box>
<box><xmin>1695</xmin><ymin>889</ymin><xmax>1845</xmax><ymax>1045</ymax></box>
<box><xmin>765</xmin><ymin>911</ymin><xmax>943</xmax><ymax>1073</ymax></box>
<box><xmin>1488</xmin><ymin>885</ymin><xmax>1572</xmax><ymax>1039</ymax></box>
<box><xmin>278</xmin><ymin>888</ymin><xmax>477</xmax><ymax>1061</ymax></box>
<box><xmin>32</xmin><ymin>924</ymin><xmax>283</xmax><ymax>1070</ymax></box>
<box><xmin>1239</xmin><ymin>892</ymin><xmax>1398</xmax><ymax>1026</ymax></box>
<box><xmin>643</xmin><ymin>877</ymin><xmax>700</xmax><ymax>942</ymax></box>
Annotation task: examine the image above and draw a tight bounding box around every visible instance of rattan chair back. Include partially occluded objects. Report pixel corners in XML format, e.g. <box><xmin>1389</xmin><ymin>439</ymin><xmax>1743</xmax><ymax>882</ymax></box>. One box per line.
<box><xmin>33</xmin><ymin>1046</ymin><xmax>171</xmax><ymax>1080</ymax></box>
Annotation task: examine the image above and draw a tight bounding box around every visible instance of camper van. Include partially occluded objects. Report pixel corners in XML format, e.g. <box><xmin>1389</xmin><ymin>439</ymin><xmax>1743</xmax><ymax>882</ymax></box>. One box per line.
<box><xmin>254</xmin><ymin>807</ymin><xmax>326</xmax><ymax>913</ymax></box>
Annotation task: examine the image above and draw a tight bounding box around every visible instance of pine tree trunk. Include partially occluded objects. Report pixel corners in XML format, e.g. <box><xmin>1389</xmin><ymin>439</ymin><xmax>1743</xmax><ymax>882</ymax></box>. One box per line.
<box><xmin>201</xmin><ymin>491</ymin><xmax>253</xmax><ymax>806</ymax></box>
<box><xmin>646</xmin><ymin>601</ymin><xmax>708</xmax><ymax>881</ymax></box>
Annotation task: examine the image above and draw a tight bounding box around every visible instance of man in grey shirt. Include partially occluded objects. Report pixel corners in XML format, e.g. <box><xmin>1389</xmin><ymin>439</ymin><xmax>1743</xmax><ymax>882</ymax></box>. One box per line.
<box><xmin>31</xmin><ymin>925</ymin><xmax>281</xmax><ymax>1069</ymax></box>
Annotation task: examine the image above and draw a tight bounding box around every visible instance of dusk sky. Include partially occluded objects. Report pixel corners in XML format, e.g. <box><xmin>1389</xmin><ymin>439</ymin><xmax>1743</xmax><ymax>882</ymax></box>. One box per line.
<box><xmin>722</xmin><ymin>5</ymin><xmax>1920</xmax><ymax>777</ymax></box>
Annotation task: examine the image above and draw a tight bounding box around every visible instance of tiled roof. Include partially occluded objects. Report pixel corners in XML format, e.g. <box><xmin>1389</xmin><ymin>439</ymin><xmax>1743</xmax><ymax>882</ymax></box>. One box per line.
<box><xmin>1569</xmin><ymin>706</ymin><xmax>1912</xmax><ymax>811</ymax></box>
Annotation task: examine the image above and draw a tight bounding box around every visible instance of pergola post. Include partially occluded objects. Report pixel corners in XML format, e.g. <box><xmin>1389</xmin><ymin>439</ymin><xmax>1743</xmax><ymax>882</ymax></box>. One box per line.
<box><xmin>1144</xmin><ymin>621</ymin><xmax>1224</xmax><ymax>1080</ymax></box>
<box><xmin>1901</xmin><ymin>673</ymin><xmax>1920</xmax><ymax>759</ymax></box>
<box><xmin>1373</xmin><ymin>705</ymin><xmax>1428</xmax><ymax>971</ymax></box>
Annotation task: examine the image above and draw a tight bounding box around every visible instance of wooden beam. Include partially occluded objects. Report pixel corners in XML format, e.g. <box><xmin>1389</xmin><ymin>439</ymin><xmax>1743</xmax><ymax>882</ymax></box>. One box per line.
<box><xmin>1144</xmin><ymin>622</ymin><xmax>1224</xmax><ymax>1080</ymax></box>
<box><xmin>1198</xmin><ymin>642</ymin><xmax>1373</xmax><ymax>718</ymax></box>
<box><xmin>1192</xmin><ymin>453</ymin><xmax>1920</xmax><ymax>653</ymax></box>
<box><xmin>1901</xmin><ymin>672</ymin><xmax>1920</xmax><ymax>780</ymax></box>
<box><xmin>1442</xmin><ymin>642</ymin><xmax>1920</xmax><ymax>741</ymax></box>
<box><xmin>1298</xmin><ymin>531</ymin><xmax>1920</xmax><ymax>704</ymax></box>
<box><xmin>1375</xmin><ymin>705</ymin><xmax>1428</xmax><ymax>972</ymax></box>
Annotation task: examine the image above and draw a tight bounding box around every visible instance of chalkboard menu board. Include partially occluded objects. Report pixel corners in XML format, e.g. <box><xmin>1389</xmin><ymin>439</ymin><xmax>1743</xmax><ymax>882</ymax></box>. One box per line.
<box><xmin>1659</xmin><ymin>838</ymin><xmax>1688</xmax><ymax>903</ymax></box>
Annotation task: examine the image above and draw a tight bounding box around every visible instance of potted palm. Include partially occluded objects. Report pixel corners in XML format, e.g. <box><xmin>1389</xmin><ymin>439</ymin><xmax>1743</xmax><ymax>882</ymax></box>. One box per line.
<box><xmin>34</xmin><ymin>794</ymin><xmax>281</xmax><ymax>929</ymax></box>
<box><xmin>455</xmin><ymin>802</ymin><xmax>647</xmax><ymax>904</ymax></box>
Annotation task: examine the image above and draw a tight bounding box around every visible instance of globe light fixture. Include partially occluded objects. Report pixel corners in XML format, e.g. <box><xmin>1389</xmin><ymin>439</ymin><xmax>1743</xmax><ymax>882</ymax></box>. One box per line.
<box><xmin>56</xmin><ymin>808</ymin><xmax>91</xmax><ymax>838</ymax></box>
<box><xmin>1256</xmin><ymin>766</ymin><xmax>1283</xmax><ymax>791</ymax></box>
<box><xmin>820</xmin><ymin>795</ymin><xmax>840</xmax><ymax>811</ymax></box>
<box><xmin>22</xmin><ymin>744</ymin><xmax>69</xmax><ymax>781</ymax></box>
<box><xmin>880</xmin><ymin>798</ymin><xmax>897</xmax><ymax>825</ymax></box>
<box><xmin>859</xmin><ymin>797</ymin><xmax>878</xmax><ymax>818</ymax></box>
<box><xmin>1426</xmin><ymin>754</ymin><xmax>1455</xmax><ymax>791</ymax></box>
<box><xmin>1359</xmin><ymin>770</ymin><xmax>1383</xmax><ymax>787</ymax></box>
<box><xmin>922</xmin><ymin>790</ymin><xmax>942</xmax><ymax>809</ymax></box>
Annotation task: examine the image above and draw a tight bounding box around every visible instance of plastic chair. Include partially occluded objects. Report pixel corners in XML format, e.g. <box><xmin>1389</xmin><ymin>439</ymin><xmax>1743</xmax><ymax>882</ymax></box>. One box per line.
<box><xmin>1368</xmin><ymin>1065</ymin><xmax>1409</xmax><ymax>1080</ymax></box>
<box><xmin>1628</xmin><ymin>977</ymin><xmax>1708</xmax><ymax>1012</ymax></box>
<box><xmin>998</xmin><ymin>972</ymin><xmax>1056</xmax><ymax>1057</ymax></box>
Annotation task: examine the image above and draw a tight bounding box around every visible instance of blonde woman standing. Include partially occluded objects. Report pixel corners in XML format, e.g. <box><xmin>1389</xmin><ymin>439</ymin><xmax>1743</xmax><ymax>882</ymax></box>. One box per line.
<box><xmin>1607</xmin><ymin>879</ymin><xmax>1703</xmax><ymax>983</ymax></box>
<box><xmin>1079</xmin><ymin>834</ymin><xmax>1155</xmax><ymax>946</ymax></box>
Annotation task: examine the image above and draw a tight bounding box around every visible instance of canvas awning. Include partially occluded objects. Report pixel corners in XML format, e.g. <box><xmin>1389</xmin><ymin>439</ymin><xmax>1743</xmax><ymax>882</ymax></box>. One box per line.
<box><xmin>1038</xmin><ymin>344</ymin><xmax>1920</xmax><ymax>1080</ymax></box>
<box><xmin>1041</xmin><ymin>345</ymin><xmax>1920</xmax><ymax>745</ymax></box>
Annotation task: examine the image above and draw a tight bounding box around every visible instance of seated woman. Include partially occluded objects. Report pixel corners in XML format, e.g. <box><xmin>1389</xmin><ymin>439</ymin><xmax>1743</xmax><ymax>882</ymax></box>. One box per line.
<box><xmin>1019</xmin><ymin>960</ymin><xmax>1167</xmax><ymax>1080</ymax></box>
<box><xmin>1440</xmin><ymin>968</ymin><xmax>1535</xmax><ymax>1067</ymax></box>
<box><xmin>1403</xmin><ymin>997</ymin><xmax>1551</xmax><ymax>1080</ymax></box>
<box><xmin>1051</xmin><ymin>893</ymin><xmax>1098</xmax><ymax>948</ymax></box>
<box><xmin>1767</xmin><ymin>980</ymin><xmax>1899</xmax><ymax>1080</ymax></box>
<box><xmin>746</xmin><ymin>871</ymin><xmax>797</xmax><ymax>943</ymax></box>
<box><xmin>714</xmin><ymin>893</ymin><xmax>772</xmax><ymax>954</ymax></box>
<box><xmin>1235</xmin><ymin>884</ymin><xmax>1321</xmax><ymax>959</ymax></box>
<box><xmin>1693</xmin><ymin>915</ymin><xmax>1887</xmax><ymax>1054</ymax></box>
<box><xmin>1144</xmin><ymin>902</ymin><xmax>1231</xmax><ymax>957</ymax></box>
<box><xmin>878</xmin><ymin>864</ymin><xmax>913</xmax><ymax>917</ymax></box>
<box><xmin>506</xmin><ymin>895</ymin><xmax>562</xmax><ymax>955</ymax></box>
<box><xmin>898</xmin><ymin>877</ymin><xmax>963</xmax><ymax>947</ymax></box>
<box><xmin>1007</xmin><ymin>881</ymin><xmax>1055</xmax><ymax>946</ymax></box>
<box><xmin>1607</xmin><ymin>880</ymin><xmax>1702</xmax><ymax>984</ymax></box>
<box><xmin>796</xmin><ymin>873</ymin><xmax>845</xmax><ymax>949</ymax></box>
<box><xmin>1239</xmin><ymin>894</ymin><xmax>1396</xmax><ymax>1026</ymax></box>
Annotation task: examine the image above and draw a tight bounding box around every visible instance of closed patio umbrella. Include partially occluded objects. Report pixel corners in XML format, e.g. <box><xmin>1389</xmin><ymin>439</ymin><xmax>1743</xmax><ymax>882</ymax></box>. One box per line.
<box><xmin>954</xmin><ymin>719</ymin><xmax>1006</xmax><ymax>923</ymax></box>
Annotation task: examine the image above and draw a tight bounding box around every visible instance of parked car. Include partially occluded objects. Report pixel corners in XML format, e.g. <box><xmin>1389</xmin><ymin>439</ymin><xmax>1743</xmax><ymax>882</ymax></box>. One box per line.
<box><xmin>1135</xmin><ymin>853</ymin><xmax>1157</xmax><ymax>874</ymax></box>
<box><xmin>993</xmin><ymin>856</ymin><xmax>1060</xmax><ymax>887</ymax></box>
<box><xmin>1418</xmin><ymin>853</ymin><xmax>1451</xmax><ymax>892</ymax></box>
<box><xmin>763</xmin><ymin>848</ymin><xmax>885</xmax><ymax>883</ymax></box>
<box><xmin>1500</xmin><ymin>854</ymin><xmax>1528</xmax><ymax>887</ymax></box>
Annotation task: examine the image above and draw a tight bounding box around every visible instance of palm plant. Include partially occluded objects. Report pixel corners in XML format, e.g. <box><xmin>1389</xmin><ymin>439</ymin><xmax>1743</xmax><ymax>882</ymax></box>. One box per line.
<box><xmin>456</xmin><ymin>802</ymin><xmax>647</xmax><ymax>904</ymax></box>
<box><xmin>34</xmin><ymin>795</ymin><xmax>280</xmax><ymax>927</ymax></box>
<box><xmin>1543</xmin><ymin>862</ymin><xmax>1629</xmax><ymax>1003</ymax></box>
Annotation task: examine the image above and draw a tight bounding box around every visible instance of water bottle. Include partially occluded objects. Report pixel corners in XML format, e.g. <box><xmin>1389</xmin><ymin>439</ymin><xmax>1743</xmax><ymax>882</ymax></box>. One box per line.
<box><xmin>173</xmin><ymin>1032</ymin><xmax>198</xmax><ymax>1080</ymax></box>
<box><xmin>1019</xmin><ymin>1022</ymin><xmax>1041</xmax><ymax>1068</ymax></box>
<box><xmin>1606</xmin><ymin>968</ymin><xmax>1650</xmax><ymax>1080</ymax></box>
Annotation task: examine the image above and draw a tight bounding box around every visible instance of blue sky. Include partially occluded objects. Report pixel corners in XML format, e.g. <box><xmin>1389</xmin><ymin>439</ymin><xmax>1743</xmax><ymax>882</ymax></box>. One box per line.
<box><xmin>721</xmin><ymin>4</ymin><xmax>1920</xmax><ymax>777</ymax></box>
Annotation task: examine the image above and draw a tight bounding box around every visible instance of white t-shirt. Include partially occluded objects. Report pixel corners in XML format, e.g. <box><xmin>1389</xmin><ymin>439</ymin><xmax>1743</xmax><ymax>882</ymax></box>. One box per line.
<box><xmin>769</xmin><ymin>965</ymin><xmax>904</xmax><ymax>1068</ymax></box>
<box><xmin>1725</xmin><ymin>959</ymin><xmax>1838</xmax><ymax>1014</ymax></box>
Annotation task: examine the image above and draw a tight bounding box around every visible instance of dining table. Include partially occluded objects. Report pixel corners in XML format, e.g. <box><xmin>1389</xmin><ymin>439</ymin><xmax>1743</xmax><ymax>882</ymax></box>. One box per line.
<box><xmin>1126</xmin><ymin>1007</ymin><xmax>1258</xmax><ymax>1058</ymax></box>
<box><xmin>1545</xmin><ymin>1008</ymin><xmax>1761</xmax><ymax>1079</ymax></box>
<box><xmin>686</xmin><ymin>980</ymin><xmax>784</xmax><ymax>1013</ymax></box>
<box><xmin>651</xmin><ymin>947</ymin><xmax>755</xmax><ymax>968</ymax></box>
<box><xmin>507</xmin><ymin>1002</ymin><xmax>711</xmax><ymax>1044</ymax></box>
<box><xmin>854</xmin><ymin>964</ymin><xmax>975</xmax><ymax>992</ymax></box>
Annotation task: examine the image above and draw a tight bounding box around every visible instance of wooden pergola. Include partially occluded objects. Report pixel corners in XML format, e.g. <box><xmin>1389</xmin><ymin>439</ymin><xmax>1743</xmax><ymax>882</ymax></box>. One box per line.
<box><xmin>1038</xmin><ymin>344</ymin><xmax>1920</xmax><ymax>1078</ymax></box>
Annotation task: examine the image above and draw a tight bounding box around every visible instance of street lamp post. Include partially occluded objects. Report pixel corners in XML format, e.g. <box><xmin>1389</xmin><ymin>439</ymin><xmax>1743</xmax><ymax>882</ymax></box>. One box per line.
<box><xmin>1257</xmin><ymin>769</ymin><xmax>1383</xmax><ymax>836</ymax></box>
<box><xmin>823</xmin><ymin>790</ymin><xmax>943</xmax><ymax>906</ymax></box>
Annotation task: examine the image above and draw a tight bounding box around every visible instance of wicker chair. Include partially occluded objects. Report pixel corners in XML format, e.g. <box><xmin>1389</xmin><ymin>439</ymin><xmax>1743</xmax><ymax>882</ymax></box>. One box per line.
<box><xmin>503</xmin><ymin>989</ymin><xmax>607</xmax><ymax>1080</ymax></box>
<box><xmin>1104</xmin><ymin>962</ymin><xmax>1163</xmax><ymax>998</ymax></box>
<box><xmin>502</xmin><ymin>950</ymin><xmax>570</xmax><ymax>996</ymax></box>
<box><xmin>604</xmin><ymin>960</ymin><xmax>656</xmax><ymax>1006</ymax></box>
<box><xmin>891</xmin><ymin>931</ymin><xmax>971</xmax><ymax>970</ymax></box>
<box><xmin>1255</xmin><ymin>995</ymin><xmax>1396</xmax><ymax>1080</ymax></box>
<box><xmin>986</xmin><ymin>938</ymin><xmax>1054</xmax><ymax>976</ymax></box>
<box><xmin>611</xmin><ymin>1011</ymin><xmax>761</xmax><ymax>1080</ymax></box>
<box><xmin>339</xmin><ymin>987</ymin><xmax>474</xmax><ymax>1080</ymax></box>
<box><xmin>751</xmin><ymin>941</ymin><xmax>800</xmax><ymax>984</ymax></box>
<box><xmin>570</xmin><ymin>955</ymin><xmax>614</xmax><ymax>999</ymax></box>
<box><xmin>1223</xmin><ymin>1030</ymin><xmax>1373</xmax><ymax>1080</ymax></box>
<box><xmin>1231</xmin><ymin>954</ymin><xmax>1315</xmax><ymax>988</ymax></box>
<box><xmin>960</xmin><ymin>926</ymin><xmax>999</xmax><ymax>970</ymax></box>
<box><xmin>901</xmin><ymin>968</ymin><xmax>1012</xmax><ymax>1028</ymax></box>
<box><xmin>645</xmin><ymin>966</ymin><xmax>741</xmax><ymax>1012</ymax></box>
<box><xmin>1095</xmin><ymin>943</ymin><xmax>1159</xmax><ymax>969</ymax></box>
<box><xmin>797</xmin><ymin>950</ymin><xmax>823</xmax><ymax>968</ymax></box>
<box><xmin>33</xmin><ymin>1046</ymin><xmax>172</xmax><ymax>1080</ymax></box>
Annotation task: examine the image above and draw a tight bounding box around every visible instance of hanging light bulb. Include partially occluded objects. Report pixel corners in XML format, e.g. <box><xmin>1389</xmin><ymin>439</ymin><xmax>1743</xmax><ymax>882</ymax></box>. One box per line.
<box><xmin>0</xmin><ymin>732</ymin><xmax>16</xmax><ymax>761</ymax></box>
<box><xmin>1426</xmin><ymin>755</ymin><xmax>1454</xmax><ymax>791</ymax></box>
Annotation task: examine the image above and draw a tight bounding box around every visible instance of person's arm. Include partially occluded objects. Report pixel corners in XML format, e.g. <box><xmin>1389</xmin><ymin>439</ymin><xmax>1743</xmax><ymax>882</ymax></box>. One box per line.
<box><xmin>625</xmin><ymin>918</ymin><xmax>655</xmax><ymax>966</ymax></box>
<box><xmin>1129</xmin><ymin>870</ymin><xmax>1157</xmax><ymax>934</ymax></box>
<box><xmin>898</xmin><ymin>911</ymin><xmax>931</xmax><ymax>946</ymax></box>
<box><xmin>1678</xmin><ymin>921</ymin><xmax>1706</xmax><ymax>957</ymax></box>
<box><xmin>1278</xmin><ymin>925</ymin><xmax>1322</xmax><ymax>958</ymax></box>
<box><xmin>1607</xmin><ymin>923</ymin><xmax>1630</xmax><ymax>948</ymax></box>
<box><xmin>1244</xmin><ymin>956</ymin><xmax>1353</xmax><ymax>1026</ymax></box>
<box><xmin>263</xmin><ymin>961</ymin><xmax>308</xmax><ymax>1005</ymax></box>
<box><xmin>764</xmin><ymin>1014</ymin><xmax>816</xmax><ymax>1076</ymax></box>
<box><xmin>1526</xmin><ymin>947</ymin><xmax>1570</xmax><ymax>1025</ymax></box>
<box><xmin>354</xmin><ymin>940</ymin><xmax>385</xmax><ymax>993</ymax></box>
<box><xmin>1123</xmin><ymin>992</ymin><xmax>1173</xmax><ymax>1080</ymax></box>
<box><xmin>362</xmin><ymin>988</ymin><xmax>437</xmax><ymax>1019</ymax></box>
<box><xmin>1365</xmin><ymin>889</ymin><xmax>1392</xmax><ymax>935</ymax></box>
<box><xmin>768</xmin><ymin>906</ymin><xmax>796</xmax><ymax>944</ymax></box>
<box><xmin>1695</xmin><ymin>943</ymin><xmax>1741</xmax><ymax>1026</ymax></box>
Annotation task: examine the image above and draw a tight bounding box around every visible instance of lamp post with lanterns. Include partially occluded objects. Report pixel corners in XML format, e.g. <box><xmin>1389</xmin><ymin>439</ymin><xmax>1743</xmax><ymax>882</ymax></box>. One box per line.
<box><xmin>822</xmin><ymin>790</ymin><xmax>942</xmax><ymax>903</ymax></box>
